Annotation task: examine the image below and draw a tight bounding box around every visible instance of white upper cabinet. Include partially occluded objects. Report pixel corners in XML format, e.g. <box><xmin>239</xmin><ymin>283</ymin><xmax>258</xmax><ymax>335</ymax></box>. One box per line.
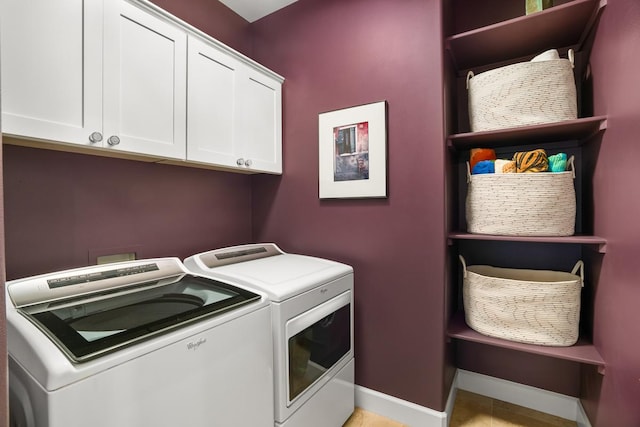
<box><xmin>236</xmin><ymin>66</ymin><xmax>282</xmax><ymax>174</ymax></box>
<box><xmin>187</xmin><ymin>36</ymin><xmax>242</xmax><ymax>168</ymax></box>
<box><xmin>1</xmin><ymin>0</ymin><xmax>186</xmax><ymax>159</ymax></box>
<box><xmin>103</xmin><ymin>1</ymin><xmax>187</xmax><ymax>159</ymax></box>
<box><xmin>0</xmin><ymin>0</ymin><xmax>103</xmax><ymax>145</ymax></box>
<box><xmin>187</xmin><ymin>36</ymin><xmax>282</xmax><ymax>174</ymax></box>
<box><xmin>1</xmin><ymin>0</ymin><xmax>282</xmax><ymax>173</ymax></box>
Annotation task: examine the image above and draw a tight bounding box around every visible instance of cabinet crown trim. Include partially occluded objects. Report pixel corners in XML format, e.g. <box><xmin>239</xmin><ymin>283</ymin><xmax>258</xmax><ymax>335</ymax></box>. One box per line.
<box><xmin>132</xmin><ymin>0</ymin><xmax>284</xmax><ymax>83</ymax></box>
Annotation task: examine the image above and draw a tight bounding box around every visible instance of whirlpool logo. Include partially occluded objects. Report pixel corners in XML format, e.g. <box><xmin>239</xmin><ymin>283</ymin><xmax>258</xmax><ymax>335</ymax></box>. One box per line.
<box><xmin>187</xmin><ymin>337</ymin><xmax>207</xmax><ymax>351</ymax></box>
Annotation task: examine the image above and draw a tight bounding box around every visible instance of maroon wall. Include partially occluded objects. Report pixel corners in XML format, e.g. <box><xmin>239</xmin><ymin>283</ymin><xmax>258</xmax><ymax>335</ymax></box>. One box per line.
<box><xmin>586</xmin><ymin>1</ymin><xmax>640</xmax><ymax>425</ymax></box>
<box><xmin>250</xmin><ymin>0</ymin><xmax>448</xmax><ymax>410</ymax></box>
<box><xmin>3</xmin><ymin>145</ymin><xmax>253</xmax><ymax>280</ymax></box>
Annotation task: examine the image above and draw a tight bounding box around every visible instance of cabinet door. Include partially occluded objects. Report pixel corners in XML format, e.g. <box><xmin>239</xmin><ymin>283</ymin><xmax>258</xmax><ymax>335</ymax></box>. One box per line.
<box><xmin>103</xmin><ymin>0</ymin><xmax>187</xmax><ymax>160</ymax></box>
<box><xmin>186</xmin><ymin>36</ymin><xmax>241</xmax><ymax>168</ymax></box>
<box><xmin>0</xmin><ymin>0</ymin><xmax>102</xmax><ymax>146</ymax></box>
<box><xmin>237</xmin><ymin>67</ymin><xmax>283</xmax><ymax>174</ymax></box>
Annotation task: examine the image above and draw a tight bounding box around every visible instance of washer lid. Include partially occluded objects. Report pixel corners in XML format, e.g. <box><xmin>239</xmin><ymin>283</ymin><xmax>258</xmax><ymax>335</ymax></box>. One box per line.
<box><xmin>185</xmin><ymin>244</ymin><xmax>353</xmax><ymax>301</ymax></box>
<box><xmin>8</xmin><ymin>259</ymin><xmax>261</xmax><ymax>363</ymax></box>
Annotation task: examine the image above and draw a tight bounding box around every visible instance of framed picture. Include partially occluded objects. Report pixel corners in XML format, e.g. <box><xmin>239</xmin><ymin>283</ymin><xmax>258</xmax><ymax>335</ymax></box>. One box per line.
<box><xmin>318</xmin><ymin>101</ymin><xmax>387</xmax><ymax>199</ymax></box>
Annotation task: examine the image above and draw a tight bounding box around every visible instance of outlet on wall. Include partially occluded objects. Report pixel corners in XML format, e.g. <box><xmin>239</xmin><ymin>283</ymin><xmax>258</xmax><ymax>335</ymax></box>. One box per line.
<box><xmin>96</xmin><ymin>252</ymin><xmax>137</xmax><ymax>265</ymax></box>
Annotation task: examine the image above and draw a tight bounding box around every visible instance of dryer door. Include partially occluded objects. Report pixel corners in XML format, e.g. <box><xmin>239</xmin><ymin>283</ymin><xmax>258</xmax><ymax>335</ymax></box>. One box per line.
<box><xmin>285</xmin><ymin>290</ymin><xmax>351</xmax><ymax>404</ymax></box>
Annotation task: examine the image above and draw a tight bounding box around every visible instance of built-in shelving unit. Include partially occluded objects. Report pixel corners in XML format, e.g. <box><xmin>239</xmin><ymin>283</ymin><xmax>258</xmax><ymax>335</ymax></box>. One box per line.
<box><xmin>448</xmin><ymin>313</ymin><xmax>605</xmax><ymax>368</ymax></box>
<box><xmin>446</xmin><ymin>0</ymin><xmax>606</xmax><ymax>71</ymax></box>
<box><xmin>447</xmin><ymin>116</ymin><xmax>607</xmax><ymax>149</ymax></box>
<box><xmin>444</xmin><ymin>0</ymin><xmax>607</xmax><ymax>371</ymax></box>
<box><xmin>448</xmin><ymin>232</ymin><xmax>607</xmax><ymax>253</ymax></box>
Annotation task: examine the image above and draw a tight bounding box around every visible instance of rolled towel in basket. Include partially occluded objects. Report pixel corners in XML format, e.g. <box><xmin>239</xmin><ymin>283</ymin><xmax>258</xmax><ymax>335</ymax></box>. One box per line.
<box><xmin>531</xmin><ymin>48</ymin><xmax>560</xmax><ymax>62</ymax></box>
<box><xmin>513</xmin><ymin>148</ymin><xmax>548</xmax><ymax>173</ymax></box>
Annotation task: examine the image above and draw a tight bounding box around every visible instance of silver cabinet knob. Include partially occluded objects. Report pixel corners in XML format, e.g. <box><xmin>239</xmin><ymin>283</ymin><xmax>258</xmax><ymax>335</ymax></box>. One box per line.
<box><xmin>236</xmin><ymin>158</ymin><xmax>244</xmax><ymax>166</ymax></box>
<box><xmin>107</xmin><ymin>135</ymin><xmax>121</xmax><ymax>146</ymax></box>
<box><xmin>88</xmin><ymin>132</ymin><xmax>103</xmax><ymax>143</ymax></box>
<box><xmin>244</xmin><ymin>159</ymin><xmax>252</xmax><ymax>167</ymax></box>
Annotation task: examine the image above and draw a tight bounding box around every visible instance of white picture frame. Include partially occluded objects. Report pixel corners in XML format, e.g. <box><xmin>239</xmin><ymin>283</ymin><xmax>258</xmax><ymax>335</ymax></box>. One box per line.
<box><xmin>318</xmin><ymin>101</ymin><xmax>387</xmax><ymax>199</ymax></box>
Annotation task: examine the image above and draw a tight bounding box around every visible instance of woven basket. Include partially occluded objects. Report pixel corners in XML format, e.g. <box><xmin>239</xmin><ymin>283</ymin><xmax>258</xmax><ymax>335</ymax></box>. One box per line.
<box><xmin>465</xmin><ymin>156</ymin><xmax>576</xmax><ymax>236</ymax></box>
<box><xmin>460</xmin><ymin>256</ymin><xmax>583</xmax><ymax>346</ymax></box>
<box><xmin>467</xmin><ymin>50</ymin><xmax>577</xmax><ymax>132</ymax></box>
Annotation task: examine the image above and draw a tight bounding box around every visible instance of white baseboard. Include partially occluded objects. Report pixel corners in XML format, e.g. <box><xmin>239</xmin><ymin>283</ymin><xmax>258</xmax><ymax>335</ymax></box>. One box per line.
<box><xmin>575</xmin><ymin>397</ymin><xmax>592</xmax><ymax>427</ymax></box>
<box><xmin>354</xmin><ymin>369</ymin><xmax>591</xmax><ymax>427</ymax></box>
<box><xmin>354</xmin><ymin>385</ymin><xmax>447</xmax><ymax>427</ymax></box>
<box><xmin>454</xmin><ymin>369</ymin><xmax>592</xmax><ymax>427</ymax></box>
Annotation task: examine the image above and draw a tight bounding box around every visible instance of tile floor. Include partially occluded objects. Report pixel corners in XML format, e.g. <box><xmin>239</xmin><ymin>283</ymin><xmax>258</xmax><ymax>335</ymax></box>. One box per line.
<box><xmin>342</xmin><ymin>390</ymin><xmax>578</xmax><ymax>427</ymax></box>
<box><xmin>343</xmin><ymin>407</ymin><xmax>405</xmax><ymax>427</ymax></box>
<box><xmin>449</xmin><ymin>390</ymin><xmax>577</xmax><ymax>427</ymax></box>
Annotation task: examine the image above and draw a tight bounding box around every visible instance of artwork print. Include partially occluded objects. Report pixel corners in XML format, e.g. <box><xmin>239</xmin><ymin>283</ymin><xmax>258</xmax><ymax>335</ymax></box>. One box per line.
<box><xmin>318</xmin><ymin>101</ymin><xmax>387</xmax><ymax>199</ymax></box>
<box><xmin>333</xmin><ymin>122</ymin><xmax>369</xmax><ymax>182</ymax></box>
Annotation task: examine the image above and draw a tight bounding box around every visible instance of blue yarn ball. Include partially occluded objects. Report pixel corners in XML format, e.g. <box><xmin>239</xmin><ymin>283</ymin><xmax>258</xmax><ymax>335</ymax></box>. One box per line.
<box><xmin>548</xmin><ymin>153</ymin><xmax>568</xmax><ymax>172</ymax></box>
<box><xmin>472</xmin><ymin>160</ymin><xmax>495</xmax><ymax>174</ymax></box>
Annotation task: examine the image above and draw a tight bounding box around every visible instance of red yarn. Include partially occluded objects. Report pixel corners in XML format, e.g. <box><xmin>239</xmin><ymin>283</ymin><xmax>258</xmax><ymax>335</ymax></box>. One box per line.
<box><xmin>470</xmin><ymin>148</ymin><xmax>496</xmax><ymax>171</ymax></box>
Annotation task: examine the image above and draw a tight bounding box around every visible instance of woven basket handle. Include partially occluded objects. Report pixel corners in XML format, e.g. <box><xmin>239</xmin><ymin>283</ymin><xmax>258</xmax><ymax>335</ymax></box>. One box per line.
<box><xmin>466</xmin><ymin>71</ymin><xmax>474</xmax><ymax>90</ymax></box>
<box><xmin>571</xmin><ymin>260</ymin><xmax>584</xmax><ymax>286</ymax></box>
<box><xmin>568</xmin><ymin>49</ymin><xmax>575</xmax><ymax>69</ymax></box>
<box><xmin>459</xmin><ymin>255</ymin><xmax>468</xmax><ymax>278</ymax></box>
<box><xmin>567</xmin><ymin>155</ymin><xmax>576</xmax><ymax>178</ymax></box>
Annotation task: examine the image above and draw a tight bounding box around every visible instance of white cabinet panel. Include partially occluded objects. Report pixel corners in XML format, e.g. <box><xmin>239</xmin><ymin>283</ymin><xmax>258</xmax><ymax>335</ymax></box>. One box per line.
<box><xmin>103</xmin><ymin>1</ymin><xmax>187</xmax><ymax>159</ymax></box>
<box><xmin>187</xmin><ymin>36</ymin><xmax>240</xmax><ymax>167</ymax></box>
<box><xmin>0</xmin><ymin>0</ymin><xmax>102</xmax><ymax>145</ymax></box>
<box><xmin>238</xmin><ymin>68</ymin><xmax>282</xmax><ymax>174</ymax></box>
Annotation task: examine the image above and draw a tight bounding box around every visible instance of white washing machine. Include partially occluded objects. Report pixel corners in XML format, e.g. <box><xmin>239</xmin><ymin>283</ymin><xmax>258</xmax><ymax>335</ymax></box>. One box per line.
<box><xmin>184</xmin><ymin>243</ymin><xmax>355</xmax><ymax>427</ymax></box>
<box><xmin>6</xmin><ymin>257</ymin><xmax>274</xmax><ymax>427</ymax></box>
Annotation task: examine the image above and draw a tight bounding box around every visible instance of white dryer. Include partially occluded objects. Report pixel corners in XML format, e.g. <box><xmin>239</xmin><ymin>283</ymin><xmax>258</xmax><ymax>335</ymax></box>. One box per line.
<box><xmin>184</xmin><ymin>243</ymin><xmax>355</xmax><ymax>427</ymax></box>
<box><xmin>6</xmin><ymin>257</ymin><xmax>274</xmax><ymax>427</ymax></box>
